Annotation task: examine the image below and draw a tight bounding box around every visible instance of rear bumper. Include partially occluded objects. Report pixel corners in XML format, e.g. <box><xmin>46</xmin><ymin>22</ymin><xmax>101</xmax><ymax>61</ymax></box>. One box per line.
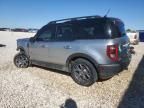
<box><xmin>98</xmin><ymin>61</ymin><xmax>130</xmax><ymax>79</ymax></box>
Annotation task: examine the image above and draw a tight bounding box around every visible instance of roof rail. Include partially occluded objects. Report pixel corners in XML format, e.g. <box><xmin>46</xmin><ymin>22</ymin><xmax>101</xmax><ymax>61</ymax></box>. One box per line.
<box><xmin>49</xmin><ymin>15</ymin><xmax>101</xmax><ymax>24</ymax></box>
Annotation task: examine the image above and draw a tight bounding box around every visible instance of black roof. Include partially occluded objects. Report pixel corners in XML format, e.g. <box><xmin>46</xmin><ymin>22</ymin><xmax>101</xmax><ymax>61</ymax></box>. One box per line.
<box><xmin>49</xmin><ymin>15</ymin><xmax>102</xmax><ymax>24</ymax></box>
<box><xmin>48</xmin><ymin>15</ymin><xmax>122</xmax><ymax>25</ymax></box>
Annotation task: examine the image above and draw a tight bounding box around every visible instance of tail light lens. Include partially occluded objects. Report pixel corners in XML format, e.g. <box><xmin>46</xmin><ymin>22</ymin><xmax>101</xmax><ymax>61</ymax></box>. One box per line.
<box><xmin>134</xmin><ymin>35</ymin><xmax>137</xmax><ymax>39</ymax></box>
<box><xmin>107</xmin><ymin>45</ymin><xmax>119</xmax><ymax>61</ymax></box>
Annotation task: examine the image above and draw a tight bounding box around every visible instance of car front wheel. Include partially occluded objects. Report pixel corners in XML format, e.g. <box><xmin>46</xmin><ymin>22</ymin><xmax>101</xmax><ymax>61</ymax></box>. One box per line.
<box><xmin>14</xmin><ymin>53</ymin><xmax>29</xmax><ymax>68</ymax></box>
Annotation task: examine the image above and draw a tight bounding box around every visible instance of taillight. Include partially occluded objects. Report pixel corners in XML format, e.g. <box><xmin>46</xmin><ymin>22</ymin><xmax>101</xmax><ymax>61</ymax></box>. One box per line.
<box><xmin>134</xmin><ymin>35</ymin><xmax>137</xmax><ymax>39</ymax></box>
<box><xmin>107</xmin><ymin>45</ymin><xmax>119</xmax><ymax>61</ymax></box>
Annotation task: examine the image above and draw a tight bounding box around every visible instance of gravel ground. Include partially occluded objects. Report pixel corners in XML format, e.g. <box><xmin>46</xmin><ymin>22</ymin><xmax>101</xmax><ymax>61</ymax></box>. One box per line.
<box><xmin>0</xmin><ymin>31</ymin><xmax>144</xmax><ymax>108</ymax></box>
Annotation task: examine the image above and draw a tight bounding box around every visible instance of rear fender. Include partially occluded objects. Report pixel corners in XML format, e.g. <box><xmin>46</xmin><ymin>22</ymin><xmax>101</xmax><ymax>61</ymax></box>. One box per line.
<box><xmin>66</xmin><ymin>53</ymin><xmax>98</xmax><ymax>72</ymax></box>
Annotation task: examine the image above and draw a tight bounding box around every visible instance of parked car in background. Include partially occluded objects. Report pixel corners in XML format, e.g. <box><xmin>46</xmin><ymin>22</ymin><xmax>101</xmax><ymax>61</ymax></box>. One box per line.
<box><xmin>28</xmin><ymin>29</ymin><xmax>38</xmax><ymax>33</ymax></box>
<box><xmin>11</xmin><ymin>28</ymin><xmax>29</xmax><ymax>32</ymax></box>
<box><xmin>127</xmin><ymin>32</ymin><xmax>139</xmax><ymax>45</ymax></box>
<box><xmin>0</xmin><ymin>28</ymin><xmax>11</xmax><ymax>31</ymax></box>
<box><xmin>14</xmin><ymin>15</ymin><xmax>132</xmax><ymax>86</ymax></box>
<box><xmin>137</xmin><ymin>30</ymin><xmax>144</xmax><ymax>42</ymax></box>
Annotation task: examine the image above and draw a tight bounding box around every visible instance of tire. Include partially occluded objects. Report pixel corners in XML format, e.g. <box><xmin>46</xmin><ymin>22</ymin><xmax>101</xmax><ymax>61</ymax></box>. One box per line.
<box><xmin>70</xmin><ymin>58</ymin><xmax>98</xmax><ymax>86</ymax></box>
<box><xmin>14</xmin><ymin>53</ymin><xmax>29</xmax><ymax>68</ymax></box>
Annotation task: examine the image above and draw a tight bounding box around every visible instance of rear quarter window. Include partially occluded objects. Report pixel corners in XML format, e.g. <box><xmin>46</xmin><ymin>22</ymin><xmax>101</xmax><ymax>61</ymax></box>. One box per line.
<box><xmin>108</xmin><ymin>20</ymin><xmax>126</xmax><ymax>38</ymax></box>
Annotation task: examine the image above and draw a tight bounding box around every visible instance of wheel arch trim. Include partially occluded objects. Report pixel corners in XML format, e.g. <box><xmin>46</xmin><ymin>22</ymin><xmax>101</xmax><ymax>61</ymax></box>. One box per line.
<box><xmin>16</xmin><ymin>46</ymin><xmax>30</xmax><ymax>58</ymax></box>
<box><xmin>16</xmin><ymin>46</ymin><xmax>25</xmax><ymax>52</ymax></box>
<box><xmin>66</xmin><ymin>53</ymin><xmax>98</xmax><ymax>69</ymax></box>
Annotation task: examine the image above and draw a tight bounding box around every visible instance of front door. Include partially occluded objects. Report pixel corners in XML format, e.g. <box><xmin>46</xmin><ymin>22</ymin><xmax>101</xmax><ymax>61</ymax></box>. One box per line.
<box><xmin>29</xmin><ymin>25</ymin><xmax>54</xmax><ymax>62</ymax></box>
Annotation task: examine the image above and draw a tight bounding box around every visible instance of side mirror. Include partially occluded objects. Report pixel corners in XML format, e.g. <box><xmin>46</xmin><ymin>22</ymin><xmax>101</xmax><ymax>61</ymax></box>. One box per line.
<box><xmin>29</xmin><ymin>37</ymin><xmax>35</xmax><ymax>42</ymax></box>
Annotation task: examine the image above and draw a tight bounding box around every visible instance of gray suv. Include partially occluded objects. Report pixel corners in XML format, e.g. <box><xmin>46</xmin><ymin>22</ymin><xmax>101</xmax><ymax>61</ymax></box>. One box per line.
<box><xmin>14</xmin><ymin>15</ymin><xmax>132</xmax><ymax>86</ymax></box>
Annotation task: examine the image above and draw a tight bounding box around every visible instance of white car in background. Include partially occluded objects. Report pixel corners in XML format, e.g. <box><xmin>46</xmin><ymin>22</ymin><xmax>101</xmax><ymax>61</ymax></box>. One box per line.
<box><xmin>127</xmin><ymin>32</ymin><xmax>139</xmax><ymax>45</ymax></box>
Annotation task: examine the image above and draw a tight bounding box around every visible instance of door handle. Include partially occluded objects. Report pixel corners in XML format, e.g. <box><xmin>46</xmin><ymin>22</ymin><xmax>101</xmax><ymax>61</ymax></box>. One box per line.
<box><xmin>64</xmin><ymin>45</ymin><xmax>72</xmax><ymax>49</ymax></box>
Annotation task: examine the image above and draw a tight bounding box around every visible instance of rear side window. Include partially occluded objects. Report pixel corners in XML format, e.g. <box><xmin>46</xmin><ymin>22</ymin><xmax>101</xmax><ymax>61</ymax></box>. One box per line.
<box><xmin>56</xmin><ymin>24</ymin><xmax>74</xmax><ymax>41</ymax></box>
<box><xmin>74</xmin><ymin>20</ymin><xmax>108</xmax><ymax>39</ymax></box>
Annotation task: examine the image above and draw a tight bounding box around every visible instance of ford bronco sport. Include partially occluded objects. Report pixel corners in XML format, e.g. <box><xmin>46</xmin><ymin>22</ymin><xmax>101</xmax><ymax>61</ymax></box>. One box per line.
<box><xmin>14</xmin><ymin>15</ymin><xmax>132</xmax><ymax>86</ymax></box>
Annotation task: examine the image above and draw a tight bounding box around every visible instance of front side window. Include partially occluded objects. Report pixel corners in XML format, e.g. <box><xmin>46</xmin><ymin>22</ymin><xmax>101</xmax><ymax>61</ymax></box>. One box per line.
<box><xmin>36</xmin><ymin>25</ymin><xmax>54</xmax><ymax>41</ymax></box>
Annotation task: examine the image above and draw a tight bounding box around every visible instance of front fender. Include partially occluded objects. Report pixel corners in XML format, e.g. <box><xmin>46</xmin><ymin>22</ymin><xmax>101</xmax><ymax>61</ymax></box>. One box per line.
<box><xmin>16</xmin><ymin>46</ymin><xmax>29</xmax><ymax>58</ymax></box>
<box><xmin>16</xmin><ymin>46</ymin><xmax>25</xmax><ymax>52</ymax></box>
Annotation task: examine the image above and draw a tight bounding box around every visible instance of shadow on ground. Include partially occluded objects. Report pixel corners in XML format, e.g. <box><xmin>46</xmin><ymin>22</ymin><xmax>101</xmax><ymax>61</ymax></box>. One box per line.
<box><xmin>32</xmin><ymin>65</ymin><xmax>111</xmax><ymax>82</ymax></box>
<box><xmin>0</xmin><ymin>44</ymin><xmax>6</xmax><ymax>47</ymax></box>
<box><xmin>32</xmin><ymin>65</ymin><xmax>70</xmax><ymax>76</ymax></box>
<box><xmin>60</xmin><ymin>98</ymin><xmax>77</xmax><ymax>108</ymax></box>
<box><xmin>118</xmin><ymin>55</ymin><xmax>144</xmax><ymax>108</ymax></box>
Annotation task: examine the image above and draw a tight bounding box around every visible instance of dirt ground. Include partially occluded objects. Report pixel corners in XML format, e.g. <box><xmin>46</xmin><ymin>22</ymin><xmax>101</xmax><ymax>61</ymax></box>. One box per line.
<box><xmin>0</xmin><ymin>31</ymin><xmax>144</xmax><ymax>108</ymax></box>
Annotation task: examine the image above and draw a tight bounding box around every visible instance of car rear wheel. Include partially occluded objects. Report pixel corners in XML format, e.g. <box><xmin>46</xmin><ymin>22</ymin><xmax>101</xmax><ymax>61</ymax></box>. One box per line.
<box><xmin>70</xmin><ymin>58</ymin><xmax>98</xmax><ymax>86</ymax></box>
<box><xmin>14</xmin><ymin>53</ymin><xmax>29</xmax><ymax>68</ymax></box>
